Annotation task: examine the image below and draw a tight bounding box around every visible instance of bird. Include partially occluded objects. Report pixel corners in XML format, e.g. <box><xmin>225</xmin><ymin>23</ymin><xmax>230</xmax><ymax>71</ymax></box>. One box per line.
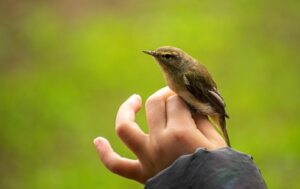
<box><xmin>143</xmin><ymin>46</ymin><xmax>231</xmax><ymax>147</ymax></box>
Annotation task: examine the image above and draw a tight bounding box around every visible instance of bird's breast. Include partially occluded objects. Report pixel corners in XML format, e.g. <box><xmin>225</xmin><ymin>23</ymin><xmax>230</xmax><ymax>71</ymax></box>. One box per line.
<box><xmin>177</xmin><ymin>90</ymin><xmax>215</xmax><ymax>115</ymax></box>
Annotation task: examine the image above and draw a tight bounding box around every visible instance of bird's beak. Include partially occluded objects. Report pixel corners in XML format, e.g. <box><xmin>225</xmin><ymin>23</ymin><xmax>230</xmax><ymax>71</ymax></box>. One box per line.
<box><xmin>142</xmin><ymin>50</ymin><xmax>157</xmax><ymax>57</ymax></box>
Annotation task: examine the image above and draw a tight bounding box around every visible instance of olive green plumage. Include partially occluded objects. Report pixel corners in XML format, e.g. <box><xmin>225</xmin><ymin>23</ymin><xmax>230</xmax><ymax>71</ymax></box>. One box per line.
<box><xmin>143</xmin><ymin>46</ymin><xmax>231</xmax><ymax>147</ymax></box>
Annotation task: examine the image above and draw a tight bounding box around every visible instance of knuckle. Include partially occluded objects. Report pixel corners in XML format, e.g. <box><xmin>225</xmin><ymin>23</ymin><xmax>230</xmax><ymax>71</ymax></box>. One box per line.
<box><xmin>173</xmin><ymin>132</ymin><xmax>187</xmax><ymax>142</ymax></box>
<box><xmin>166</xmin><ymin>95</ymin><xmax>184</xmax><ymax>109</ymax></box>
<box><xmin>169</xmin><ymin>127</ymin><xmax>189</xmax><ymax>142</ymax></box>
<box><xmin>115</xmin><ymin>121</ymin><xmax>130</xmax><ymax>137</ymax></box>
<box><xmin>145</xmin><ymin>96</ymin><xmax>164</xmax><ymax>111</ymax></box>
<box><xmin>166</xmin><ymin>95</ymin><xmax>178</xmax><ymax>103</ymax></box>
<box><xmin>106</xmin><ymin>161</ymin><xmax>120</xmax><ymax>174</ymax></box>
<box><xmin>100</xmin><ymin>153</ymin><xmax>120</xmax><ymax>174</ymax></box>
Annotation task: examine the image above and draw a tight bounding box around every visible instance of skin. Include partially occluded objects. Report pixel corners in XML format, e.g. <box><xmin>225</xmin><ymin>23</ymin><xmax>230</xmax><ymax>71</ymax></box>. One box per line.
<box><xmin>94</xmin><ymin>87</ymin><xmax>227</xmax><ymax>184</ymax></box>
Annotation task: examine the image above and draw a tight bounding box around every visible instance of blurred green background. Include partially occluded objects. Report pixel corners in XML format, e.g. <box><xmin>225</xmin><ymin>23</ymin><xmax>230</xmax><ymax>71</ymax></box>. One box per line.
<box><xmin>0</xmin><ymin>0</ymin><xmax>299</xmax><ymax>188</ymax></box>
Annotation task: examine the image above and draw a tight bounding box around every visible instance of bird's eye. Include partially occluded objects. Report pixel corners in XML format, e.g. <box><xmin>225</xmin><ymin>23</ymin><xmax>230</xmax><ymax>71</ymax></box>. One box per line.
<box><xmin>163</xmin><ymin>54</ymin><xmax>172</xmax><ymax>59</ymax></box>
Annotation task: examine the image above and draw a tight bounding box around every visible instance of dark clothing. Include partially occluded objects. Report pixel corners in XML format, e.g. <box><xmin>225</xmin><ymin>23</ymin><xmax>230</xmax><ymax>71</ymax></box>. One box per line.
<box><xmin>145</xmin><ymin>148</ymin><xmax>267</xmax><ymax>189</ymax></box>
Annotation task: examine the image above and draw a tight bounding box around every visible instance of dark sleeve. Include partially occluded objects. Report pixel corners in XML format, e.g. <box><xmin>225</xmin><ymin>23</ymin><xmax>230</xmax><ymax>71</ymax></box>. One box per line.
<box><xmin>145</xmin><ymin>147</ymin><xmax>267</xmax><ymax>189</ymax></box>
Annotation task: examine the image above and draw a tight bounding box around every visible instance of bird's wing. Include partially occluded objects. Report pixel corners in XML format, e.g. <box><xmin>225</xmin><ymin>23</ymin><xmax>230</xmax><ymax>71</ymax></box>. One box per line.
<box><xmin>183</xmin><ymin>72</ymin><xmax>227</xmax><ymax>116</ymax></box>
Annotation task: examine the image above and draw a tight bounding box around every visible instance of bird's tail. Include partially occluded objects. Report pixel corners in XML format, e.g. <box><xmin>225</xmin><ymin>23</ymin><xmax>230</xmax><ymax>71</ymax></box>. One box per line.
<box><xmin>210</xmin><ymin>115</ymin><xmax>231</xmax><ymax>147</ymax></box>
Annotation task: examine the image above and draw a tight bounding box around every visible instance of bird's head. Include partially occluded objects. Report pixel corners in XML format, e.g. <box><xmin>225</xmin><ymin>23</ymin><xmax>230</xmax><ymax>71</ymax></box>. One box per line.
<box><xmin>143</xmin><ymin>46</ymin><xmax>196</xmax><ymax>72</ymax></box>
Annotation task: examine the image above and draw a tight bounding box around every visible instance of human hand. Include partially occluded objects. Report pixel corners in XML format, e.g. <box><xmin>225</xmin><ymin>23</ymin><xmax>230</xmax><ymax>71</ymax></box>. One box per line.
<box><xmin>93</xmin><ymin>87</ymin><xmax>226</xmax><ymax>183</ymax></box>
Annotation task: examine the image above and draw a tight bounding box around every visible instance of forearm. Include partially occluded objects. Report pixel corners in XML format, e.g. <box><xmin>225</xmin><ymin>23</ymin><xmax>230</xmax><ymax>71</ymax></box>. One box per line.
<box><xmin>145</xmin><ymin>148</ymin><xmax>267</xmax><ymax>189</ymax></box>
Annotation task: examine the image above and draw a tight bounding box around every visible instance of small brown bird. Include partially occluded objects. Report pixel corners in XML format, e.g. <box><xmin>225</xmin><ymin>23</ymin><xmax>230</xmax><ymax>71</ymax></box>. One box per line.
<box><xmin>143</xmin><ymin>46</ymin><xmax>231</xmax><ymax>147</ymax></box>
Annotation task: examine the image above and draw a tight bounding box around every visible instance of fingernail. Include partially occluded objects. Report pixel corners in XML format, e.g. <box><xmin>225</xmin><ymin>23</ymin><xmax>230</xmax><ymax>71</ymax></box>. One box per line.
<box><xmin>93</xmin><ymin>137</ymin><xmax>103</xmax><ymax>147</ymax></box>
<box><xmin>129</xmin><ymin>94</ymin><xmax>141</xmax><ymax>103</ymax></box>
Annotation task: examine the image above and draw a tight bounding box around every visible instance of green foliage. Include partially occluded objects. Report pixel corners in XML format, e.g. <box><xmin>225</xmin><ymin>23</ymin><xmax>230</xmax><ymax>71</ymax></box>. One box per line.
<box><xmin>0</xmin><ymin>1</ymin><xmax>299</xmax><ymax>188</ymax></box>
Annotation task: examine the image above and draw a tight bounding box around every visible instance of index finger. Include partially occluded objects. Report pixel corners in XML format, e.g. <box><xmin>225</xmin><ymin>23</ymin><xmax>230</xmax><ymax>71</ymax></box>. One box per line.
<box><xmin>115</xmin><ymin>94</ymin><xmax>147</xmax><ymax>156</ymax></box>
<box><xmin>116</xmin><ymin>94</ymin><xmax>142</xmax><ymax>126</ymax></box>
